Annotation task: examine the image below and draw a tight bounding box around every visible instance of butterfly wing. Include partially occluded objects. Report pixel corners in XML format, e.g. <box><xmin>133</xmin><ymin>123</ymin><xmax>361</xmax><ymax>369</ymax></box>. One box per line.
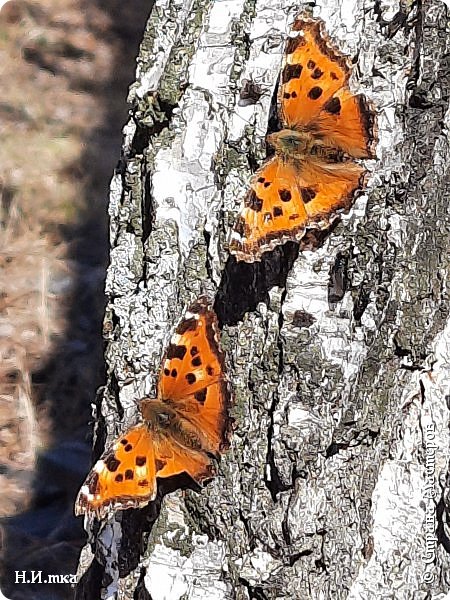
<box><xmin>75</xmin><ymin>425</ymin><xmax>156</xmax><ymax>518</ymax></box>
<box><xmin>154</xmin><ymin>435</ymin><xmax>216</xmax><ymax>483</ymax></box>
<box><xmin>229</xmin><ymin>158</ymin><xmax>309</xmax><ymax>262</ymax></box>
<box><xmin>230</xmin><ymin>16</ymin><xmax>375</xmax><ymax>262</ymax></box>
<box><xmin>300</xmin><ymin>159</ymin><xmax>365</xmax><ymax>223</ymax></box>
<box><xmin>76</xmin><ymin>301</ymin><xmax>231</xmax><ymax>518</ymax></box>
<box><xmin>229</xmin><ymin>156</ymin><xmax>365</xmax><ymax>262</ymax></box>
<box><xmin>316</xmin><ymin>88</ymin><xmax>376</xmax><ymax>158</ymax></box>
<box><xmin>156</xmin><ymin>298</ymin><xmax>231</xmax><ymax>454</ymax></box>
<box><xmin>279</xmin><ymin>17</ymin><xmax>350</xmax><ymax>128</ymax></box>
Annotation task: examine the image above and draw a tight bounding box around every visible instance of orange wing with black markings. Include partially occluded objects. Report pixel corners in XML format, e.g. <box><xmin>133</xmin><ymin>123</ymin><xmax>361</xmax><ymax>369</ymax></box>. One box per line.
<box><xmin>229</xmin><ymin>158</ymin><xmax>308</xmax><ymax>261</ymax></box>
<box><xmin>229</xmin><ymin>156</ymin><xmax>364</xmax><ymax>262</ymax></box>
<box><xmin>75</xmin><ymin>425</ymin><xmax>157</xmax><ymax>518</ymax></box>
<box><xmin>315</xmin><ymin>87</ymin><xmax>376</xmax><ymax>159</ymax></box>
<box><xmin>156</xmin><ymin>297</ymin><xmax>230</xmax><ymax>453</ymax></box>
<box><xmin>75</xmin><ymin>298</ymin><xmax>231</xmax><ymax>518</ymax></box>
<box><xmin>153</xmin><ymin>436</ymin><xmax>215</xmax><ymax>482</ymax></box>
<box><xmin>279</xmin><ymin>17</ymin><xmax>350</xmax><ymax>128</ymax></box>
<box><xmin>229</xmin><ymin>15</ymin><xmax>376</xmax><ymax>262</ymax></box>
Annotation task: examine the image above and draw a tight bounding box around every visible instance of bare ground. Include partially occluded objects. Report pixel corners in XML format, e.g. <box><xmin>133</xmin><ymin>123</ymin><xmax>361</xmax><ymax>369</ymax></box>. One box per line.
<box><xmin>0</xmin><ymin>1</ymin><xmax>151</xmax><ymax>597</ymax></box>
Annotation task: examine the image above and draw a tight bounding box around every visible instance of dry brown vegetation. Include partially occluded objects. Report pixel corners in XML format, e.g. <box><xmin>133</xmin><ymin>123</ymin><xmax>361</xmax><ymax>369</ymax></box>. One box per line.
<box><xmin>0</xmin><ymin>0</ymin><xmax>150</xmax><ymax>597</ymax></box>
<box><xmin>0</xmin><ymin>194</ymin><xmax>68</xmax><ymax>516</ymax></box>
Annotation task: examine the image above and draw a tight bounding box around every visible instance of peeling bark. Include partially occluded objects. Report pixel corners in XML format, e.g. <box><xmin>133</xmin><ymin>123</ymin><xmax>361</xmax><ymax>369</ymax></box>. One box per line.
<box><xmin>75</xmin><ymin>1</ymin><xmax>450</xmax><ymax>599</ymax></box>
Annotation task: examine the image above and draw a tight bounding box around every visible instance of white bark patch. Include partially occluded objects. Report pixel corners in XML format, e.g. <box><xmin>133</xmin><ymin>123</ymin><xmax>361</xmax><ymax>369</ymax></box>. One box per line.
<box><xmin>283</xmin><ymin>244</ymin><xmax>369</xmax><ymax>382</ymax></box>
<box><xmin>106</xmin><ymin>234</ymin><xmax>141</xmax><ymax>297</ymax></box>
<box><xmin>227</xmin><ymin>1</ymin><xmax>293</xmax><ymax>143</ymax></box>
<box><xmin>190</xmin><ymin>1</ymin><xmax>246</xmax><ymax>104</ymax></box>
<box><xmin>97</xmin><ymin>521</ymin><xmax>122</xmax><ymax>600</ymax></box>
<box><xmin>237</xmin><ymin>546</ymin><xmax>283</xmax><ymax>585</ymax></box>
<box><xmin>287</xmin><ymin>478</ymin><xmax>328</xmax><ymax>542</ymax></box>
<box><xmin>152</xmin><ymin>93</ymin><xmax>222</xmax><ymax>257</ymax></box>
<box><xmin>144</xmin><ymin>539</ymin><xmax>228</xmax><ymax>600</ymax></box>
<box><xmin>141</xmin><ymin>497</ymin><xmax>228</xmax><ymax>600</ymax></box>
<box><xmin>349</xmin><ymin>316</ymin><xmax>450</xmax><ymax>597</ymax></box>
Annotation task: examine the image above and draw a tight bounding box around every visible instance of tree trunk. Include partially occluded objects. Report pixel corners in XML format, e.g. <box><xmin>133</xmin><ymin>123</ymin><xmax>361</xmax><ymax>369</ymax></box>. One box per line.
<box><xmin>75</xmin><ymin>1</ymin><xmax>450</xmax><ymax>598</ymax></box>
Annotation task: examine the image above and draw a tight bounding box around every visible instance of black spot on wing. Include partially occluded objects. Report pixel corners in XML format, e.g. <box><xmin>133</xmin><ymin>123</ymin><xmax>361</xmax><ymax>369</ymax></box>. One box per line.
<box><xmin>282</xmin><ymin>63</ymin><xmax>303</xmax><ymax>83</ymax></box>
<box><xmin>311</xmin><ymin>68</ymin><xmax>323</xmax><ymax>80</ymax></box>
<box><xmin>115</xmin><ymin>474</ymin><xmax>123</xmax><ymax>482</ymax></box>
<box><xmin>171</xmin><ymin>369</ymin><xmax>178</xmax><ymax>378</ymax></box>
<box><xmin>125</xmin><ymin>469</ymin><xmax>134</xmax><ymax>480</ymax></box>
<box><xmin>273</xmin><ymin>206</ymin><xmax>283</xmax><ymax>217</ymax></box>
<box><xmin>124</xmin><ymin>444</ymin><xmax>132</xmax><ymax>452</ymax></box>
<box><xmin>323</xmin><ymin>96</ymin><xmax>341</xmax><ymax>115</ymax></box>
<box><xmin>186</xmin><ymin>373</ymin><xmax>196</xmax><ymax>385</ymax></box>
<box><xmin>190</xmin><ymin>346</ymin><xmax>199</xmax><ymax>356</ymax></box>
<box><xmin>136</xmin><ymin>456</ymin><xmax>146</xmax><ymax>466</ymax></box>
<box><xmin>247</xmin><ymin>190</ymin><xmax>263</xmax><ymax>212</ymax></box>
<box><xmin>308</xmin><ymin>86</ymin><xmax>323</xmax><ymax>100</ymax></box>
<box><xmin>104</xmin><ymin>453</ymin><xmax>120</xmax><ymax>472</ymax></box>
<box><xmin>307</xmin><ymin>59</ymin><xmax>315</xmax><ymax>69</ymax></box>
<box><xmin>166</xmin><ymin>344</ymin><xmax>187</xmax><ymax>360</ymax></box>
<box><xmin>279</xmin><ymin>189</ymin><xmax>292</xmax><ymax>202</ymax></box>
<box><xmin>301</xmin><ymin>188</ymin><xmax>316</xmax><ymax>203</ymax></box>
<box><xmin>194</xmin><ymin>389</ymin><xmax>207</xmax><ymax>404</ymax></box>
<box><xmin>191</xmin><ymin>356</ymin><xmax>202</xmax><ymax>367</ymax></box>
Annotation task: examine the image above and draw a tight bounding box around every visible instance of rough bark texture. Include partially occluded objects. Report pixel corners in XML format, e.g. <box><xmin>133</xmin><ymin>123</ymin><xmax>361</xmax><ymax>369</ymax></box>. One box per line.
<box><xmin>75</xmin><ymin>1</ymin><xmax>450</xmax><ymax>599</ymax></box>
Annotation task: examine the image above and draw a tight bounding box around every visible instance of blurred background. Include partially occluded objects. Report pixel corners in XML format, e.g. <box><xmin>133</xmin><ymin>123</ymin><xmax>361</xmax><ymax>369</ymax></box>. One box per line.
<box><xmin>0</xmin><ymin>1</ymin><xmax>151</xmax><ymax>597</ymax></box>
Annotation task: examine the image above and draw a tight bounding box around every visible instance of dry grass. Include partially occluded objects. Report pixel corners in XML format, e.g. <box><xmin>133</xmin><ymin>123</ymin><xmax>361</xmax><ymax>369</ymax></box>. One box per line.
<box><xmin>0</xmin><ymin>184</ymin><xmax>71</xmax><ymax>515</ymax></box>
<box><xmin>0</xmin><ymin>0</ymin><xmax>146</xmax><ymax>516</ymax></box>
<box><xmin>0</xmin><ymin>1</ymin><xmax>150</xmax><ymax>596</ymax></box>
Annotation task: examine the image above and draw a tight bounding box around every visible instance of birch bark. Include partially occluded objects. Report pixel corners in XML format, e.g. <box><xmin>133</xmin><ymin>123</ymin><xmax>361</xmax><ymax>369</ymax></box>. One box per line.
<box><xmin>75</xmin><ymin>1</ymin><xmax>450</xmax><ymax>598</ymax></box>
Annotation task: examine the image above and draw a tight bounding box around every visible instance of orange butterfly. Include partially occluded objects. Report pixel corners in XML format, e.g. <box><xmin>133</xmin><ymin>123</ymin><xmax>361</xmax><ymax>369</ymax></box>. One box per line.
<box><xmin>229</xmin><ymin>16</ymin><xmax>376</xmax><ymax>262</ymax></box>
<box><xmin>75</xmin><ymin>298</ymin><xmax>231</xmax><ymax>519</ymax></box>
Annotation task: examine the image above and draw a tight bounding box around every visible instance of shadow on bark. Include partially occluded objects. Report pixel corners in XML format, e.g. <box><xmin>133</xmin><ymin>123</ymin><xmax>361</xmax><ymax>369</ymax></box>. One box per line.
<box><xmin>215</xmin><ymin>225</ymin><xmax>340</xmax><ymax>326</ymax></box>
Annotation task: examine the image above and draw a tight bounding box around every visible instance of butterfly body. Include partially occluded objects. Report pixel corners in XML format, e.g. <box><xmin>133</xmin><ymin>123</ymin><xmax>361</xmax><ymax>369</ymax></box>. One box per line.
<box><xmin>140</xmin><ymin>397</ymin><xmax>217</xmax><ymax>455</ymax></box>
<box><xmin>75</xmin><ymin>299</ymin><xmax>231</xmax><ymax>519</ymax></box>
<box><xmin>268</xmin><ymin>128</ymin><xmax>319</xmax><ymax>160</ymax></box>
<box><xmin>230</xmin><ymin>16</ymin><xmax>376</xmax><ymax>263</ymax></box>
